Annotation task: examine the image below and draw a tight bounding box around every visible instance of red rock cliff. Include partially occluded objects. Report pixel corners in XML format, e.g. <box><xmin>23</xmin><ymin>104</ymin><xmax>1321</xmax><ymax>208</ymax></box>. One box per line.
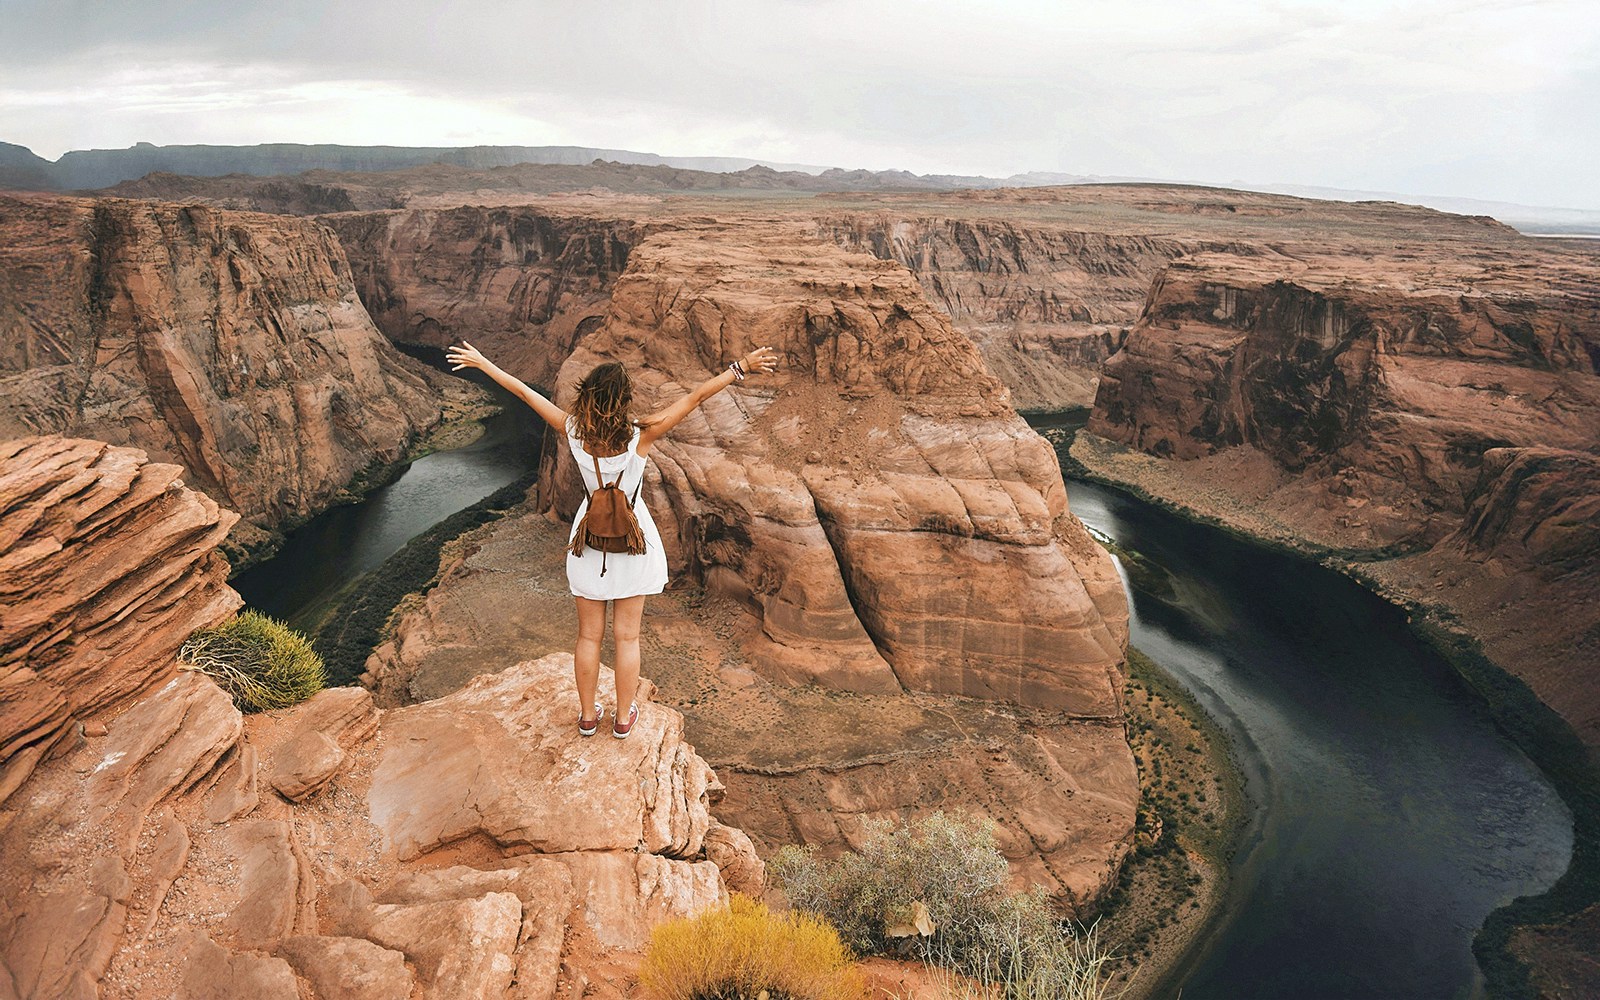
<box><xmin>815</xmin><ymin>214</ymin><xmax>1191</xmax><ymax>410</ymax></box>
<box><xmin>328</xmin><ymin>206</ymin><xmax>649</xmax><ymax>390</ymax></box>
<box><xmin>1083</xmin><ymin>242</ymin><xmax>1600</xmax><ymax>746</ymax></box>
<box><xmin>0</xmin><ymin>193</ymin><xmax>444</xmax><ymax>555</ymax></box>
<box><xmin>1089</xmin><ymin>250</ymin><xmax>1600</xmax><ymax>548</ymax></box>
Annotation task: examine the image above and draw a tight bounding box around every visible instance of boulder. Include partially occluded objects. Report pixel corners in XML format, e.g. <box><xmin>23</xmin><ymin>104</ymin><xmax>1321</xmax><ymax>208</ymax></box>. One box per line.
<box><xmin>702</xmin><ymin>822</ymin><xmax>766</xmax><ymax>896</ymax></box>
<box><xmin>177</xmin><ymin>933</ymin><xmax>299</xmax><ymax>1000</ymax></box>
<box><xmin>359</xmin><ymin>893</ymin><xmax>522</xmax><ymax>1000</ymax></box>
<box><xmin>278</xmin><ymin>935</ymin><xmax>416</xmax><ymax>1000</ymax></box>
<box><xmin>269</xmin><ymin>729</ymin><xmax>345</xmax><ymax>802</ymax></box>
<box><xmin>367</xmin><ymin>654</ymin><xmax>716</xmax><ymax>860</ymax></box>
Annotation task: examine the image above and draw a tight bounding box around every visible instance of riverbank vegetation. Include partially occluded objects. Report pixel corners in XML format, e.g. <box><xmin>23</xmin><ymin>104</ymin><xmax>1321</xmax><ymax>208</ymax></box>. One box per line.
<box><xmin>1092</xmin><ymin>647</ymin><xmax>1246</xmax><ymax>999</ymax></box>
<box><xmin>771</xmin><ymin>812</ymin><xmax>1118</xmax><ymax>999</ymax></box>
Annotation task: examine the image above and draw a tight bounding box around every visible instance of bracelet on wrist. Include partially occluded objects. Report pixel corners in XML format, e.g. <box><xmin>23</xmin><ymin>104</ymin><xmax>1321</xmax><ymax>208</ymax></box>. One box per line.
<box><xmin>728</xmin><ymin>361</ymin><xmax>746</xmax><ymax>382</ymax></box>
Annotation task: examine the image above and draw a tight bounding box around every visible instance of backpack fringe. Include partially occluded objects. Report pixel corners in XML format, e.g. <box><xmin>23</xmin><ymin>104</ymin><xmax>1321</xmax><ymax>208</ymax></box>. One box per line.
<box><xmin>569</xmin><ymin>516</ymin><xmax>649</xmax><ymax>560</ymax></box>
<box><xmin>623</xmin><ymin>522</ymin><xmax>646</xmax><ymax>555</ymax></box>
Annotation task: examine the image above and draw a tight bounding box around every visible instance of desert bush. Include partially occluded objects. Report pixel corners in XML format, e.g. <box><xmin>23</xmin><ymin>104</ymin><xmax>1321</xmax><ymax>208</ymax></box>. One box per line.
<box><xmin>771</xmin><ymin>812</ymin><xmax>1118</xmax><ymax>1000</ymax></box>
<box><xmin>921</xmin><ymin>917</ymin><xmax>1117</xmax><ymax>1000</ymax></box>
<box><xmin>639</xmin><ymin>893</ymin><xmax>867</xmax><ymax>1000</ymax></box>
<box><xmin>179</xmin><ymin>610</ymin><xmax>326</xmax><ymax>712</ymax></box>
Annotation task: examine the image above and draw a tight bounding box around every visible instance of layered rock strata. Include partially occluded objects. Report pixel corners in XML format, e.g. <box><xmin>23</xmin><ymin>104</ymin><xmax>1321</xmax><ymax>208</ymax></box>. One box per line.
<box><xmin>0</xmin><ymin>193</ymin><xmax>444</xmax><ymax>554</ymax></box>
<box><xmin>0</xmin><ymin>436</ymin><xmax>239</xmax><ymax>805</ymax></box>
<box><xmin>817</xmin><ymin>215</ymin><xmax>1202</xmax><ymax>408</ymax></box>
<box><xmin>538</xmin><ymin>225</ymin><xmax>1129</xmax><ymax>712</ymax></box>
<box><xmin>328</xmin><ymin>207</ymin><xmax>648</xmax><ymax>390</ymax></box>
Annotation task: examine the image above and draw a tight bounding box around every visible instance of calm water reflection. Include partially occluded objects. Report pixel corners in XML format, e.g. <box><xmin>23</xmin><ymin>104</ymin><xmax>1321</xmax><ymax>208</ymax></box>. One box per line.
<box><xmin>233</xmin><ymin>383</ymin><xmax>539</xmax><ymax>628</ymax></box>
<box><xmin>1063</xmin><ymin>479</ymin><xmax>1571</xmax><ymax>1000</ymax></box>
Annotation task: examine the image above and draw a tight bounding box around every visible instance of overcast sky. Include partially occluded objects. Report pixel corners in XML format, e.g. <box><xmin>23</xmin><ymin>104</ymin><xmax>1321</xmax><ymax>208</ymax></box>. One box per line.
<box><xmin>2</xmin><ymin>0</ymin><xmax>1596</xmax><ymax>208</ymax></box>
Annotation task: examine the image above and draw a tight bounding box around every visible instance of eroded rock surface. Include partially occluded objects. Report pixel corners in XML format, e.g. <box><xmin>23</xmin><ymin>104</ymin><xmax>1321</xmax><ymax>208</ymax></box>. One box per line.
<box><xmin>0</xmin><ymin>652</ymin><xmax>740</xmax><ymax>1000</ymax></box>
<box><xmin>1082</xmin><ymin>240</ymin><xmax>1600</xmax><ymax>747</ymax></box>
<box><xmin>0</xmin><ymin>192</ymin><xmax>444</xmax><ymax>555</ymax></box>
<box><xmin>0</xmin><ymin>436</ymin><xmax>239</xmax><ymax>804</ymax></box>
<box><xmin>368</xmin><ymin>657</ymin><xmax>717</xmax><ymax>861</ymax></box>
<box><xmin>818</xmin><ymin>214</ymin><xmax>1201</xmax><ymax>408</ymax></box>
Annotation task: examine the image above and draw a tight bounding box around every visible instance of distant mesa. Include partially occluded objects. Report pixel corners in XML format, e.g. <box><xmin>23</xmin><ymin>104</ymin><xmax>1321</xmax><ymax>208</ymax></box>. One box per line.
<box><xmin>0</xmin><ymin>140</ymin><xmax>836</xmax><ymax>192</ymax></box>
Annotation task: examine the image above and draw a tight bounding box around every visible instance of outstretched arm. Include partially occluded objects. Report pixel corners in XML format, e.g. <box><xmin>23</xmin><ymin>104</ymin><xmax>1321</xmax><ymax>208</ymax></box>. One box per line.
<box><xmin>444</xmin><ymin>341</ymin><xmax>568</xmax><ymax>433</ymax></box>
<box><xmin>637</xmin><ymin>346</ymin><xmax>778</xmax><ymax>455</ymax></box>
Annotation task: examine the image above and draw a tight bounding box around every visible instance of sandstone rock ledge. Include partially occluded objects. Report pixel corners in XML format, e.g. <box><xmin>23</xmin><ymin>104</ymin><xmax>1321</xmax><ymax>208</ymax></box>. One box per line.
<box><xmin>0</xmin><ymin>655</ymin><xmax>749</xmax><ymax>1000</ymax></box>
<box><xmin>0</xmin><ymin>436</ymin><xmax>240</xmax><ymax>805</ymax></box>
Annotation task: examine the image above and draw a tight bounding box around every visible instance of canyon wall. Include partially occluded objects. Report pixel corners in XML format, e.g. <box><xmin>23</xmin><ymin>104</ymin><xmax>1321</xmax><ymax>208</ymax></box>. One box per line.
<box><xmin>539</xmin><ymin>224</ymin><xmax>1129</xmax><ymax>713</ymax></box>
<box><xmin>1089</xmin><ymin>250</ymin><xmax>1600</xmax><ymax>549</ymax></box>
<box><xmin>816</xmin><ymin>213</ymin><xmax>1225</xmax><ymax>410</ymax></box>
<box><xmin>1083</xmin><ymin>245</ymin><xmax>1600</xmax><ymax>746</ymax></box>
<box><xmin>327</xmin><ymin>207</ymin><xmax>649</xmax><ymax>390</ymax></box>
<box><xmin>0</xmin><ymin>193</ymin><xmax>444</xmax><ymax>556</ymax></box>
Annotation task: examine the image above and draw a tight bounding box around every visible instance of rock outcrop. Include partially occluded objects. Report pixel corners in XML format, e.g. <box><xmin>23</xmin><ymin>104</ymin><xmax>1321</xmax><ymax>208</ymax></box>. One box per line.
<box><xmin>539</xmin><ymin>225</ymin><xmax>1129</xmax><ymax>712</ymax></box>
<box><xmin>356</xmin><ymin>506</ymin><xmax>1139</xmax><ymax>909</ymax></box>
<box><xmin>1</xmin><ymin>654</ymin><xmax>739</xmax><ymax>1000</ymax></box>
<box><xmin>0</xmin><ymin>439</ymin><xmax>750</xmax><ymax>999</ymax></box>
<box><xmin>327</xmin><ymin>207</ymin><xmax>648</xmax><ymax>391</ymax></box>
<box><xmin>0</xmin><ymin>193</ymin><xmax>445</xmax><ymax>556</ymax></box>
<box><xmin>0</xmin><ymin>436</ymin><xmax>239</xmax><ymax>804</ymax></box>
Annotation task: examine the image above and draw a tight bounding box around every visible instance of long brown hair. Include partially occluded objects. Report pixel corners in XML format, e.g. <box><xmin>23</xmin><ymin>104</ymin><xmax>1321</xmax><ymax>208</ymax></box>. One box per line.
<box><xmin>570</xmin><ymin>362</ymin><xmax>636</xmax><ymax>455</ymax></box>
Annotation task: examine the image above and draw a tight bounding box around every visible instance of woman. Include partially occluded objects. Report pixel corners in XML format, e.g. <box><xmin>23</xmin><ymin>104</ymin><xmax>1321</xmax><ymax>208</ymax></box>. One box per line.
<box><xmin>444</xmin><ymin>340</ymin><xmax>779</xmax><ymax>738</ymax></box>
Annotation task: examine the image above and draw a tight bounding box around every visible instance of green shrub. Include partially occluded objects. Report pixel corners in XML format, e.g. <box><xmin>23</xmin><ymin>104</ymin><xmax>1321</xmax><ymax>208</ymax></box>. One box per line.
<box><xmin>640</xmin><ymin>893</ymin><xmax>867</xmax><ymax>1000</ymax></box>
<box><xmin>771</xmin><ymin>812</ymin><xmax>1116</xmax><ymax>1000</ymax></box>
<box><xmin>179</xmin><ymin>611</ymin><xmax>327</xmax><ymax>711</ymax></box>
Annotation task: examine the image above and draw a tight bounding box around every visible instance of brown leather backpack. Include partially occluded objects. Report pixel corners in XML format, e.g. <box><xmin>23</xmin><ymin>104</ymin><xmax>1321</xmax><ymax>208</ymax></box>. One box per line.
<box><xmin>570</xmin><ymin>454</ymin><xmax>646</xmax><ymax>576</ymax></box>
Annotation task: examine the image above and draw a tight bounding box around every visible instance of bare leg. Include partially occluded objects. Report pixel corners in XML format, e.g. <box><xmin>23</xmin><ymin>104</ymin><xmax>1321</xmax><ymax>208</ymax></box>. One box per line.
<box><xmin>611</xmin><ymin>595</ymin><xmax>646</xmax><ymax>719</ymax></box>
<box><xmin>574</xmin><ymin>596</ymin><xmax>607</xmax><ymax>722</ymax></box>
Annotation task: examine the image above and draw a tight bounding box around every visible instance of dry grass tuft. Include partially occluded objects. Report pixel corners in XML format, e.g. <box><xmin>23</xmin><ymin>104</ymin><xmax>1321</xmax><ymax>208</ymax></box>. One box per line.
<box><xmin>640</xmin><ymin>893</ymin><xmax>869</xmax><ymax>1000</ymax></box>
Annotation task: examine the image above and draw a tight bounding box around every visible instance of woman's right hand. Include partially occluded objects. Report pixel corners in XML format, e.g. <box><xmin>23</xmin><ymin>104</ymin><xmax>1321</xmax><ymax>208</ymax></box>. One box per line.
<box><xmin>742</xmin><ymin>346</ymin><xmax>779</xmax><ymax>376</ymax></box>
<box><xmin>446</xmin><ymin>341</ymin><xmax>489</xmax><ymax>373</ymax></box>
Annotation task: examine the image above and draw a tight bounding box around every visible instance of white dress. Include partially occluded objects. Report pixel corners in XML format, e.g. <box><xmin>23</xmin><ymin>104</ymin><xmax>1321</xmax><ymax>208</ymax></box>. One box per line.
<box><xmin>565</xmin><ymin>423</ymin><xmax>668</xmax><ymax>600</ymax></box>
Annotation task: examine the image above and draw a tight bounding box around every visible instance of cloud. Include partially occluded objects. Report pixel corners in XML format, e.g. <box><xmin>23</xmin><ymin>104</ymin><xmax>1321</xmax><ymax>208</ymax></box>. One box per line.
<box><xmin>1</xmin><ymin>0</ymin><xmax>1596</xmax><ymax>206</ymax></box>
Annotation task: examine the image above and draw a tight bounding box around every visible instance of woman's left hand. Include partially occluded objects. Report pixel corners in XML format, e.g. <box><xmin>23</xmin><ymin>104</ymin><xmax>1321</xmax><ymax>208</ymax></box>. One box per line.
<box><xmin>742</xmin><ymin>346</ymin><xmax>779</xmax><ymax>375</ymax></box>
<box><xmin>446</xmin><ymin>341</ymin><xmax>489</xmax><ymax>372</ymax></box>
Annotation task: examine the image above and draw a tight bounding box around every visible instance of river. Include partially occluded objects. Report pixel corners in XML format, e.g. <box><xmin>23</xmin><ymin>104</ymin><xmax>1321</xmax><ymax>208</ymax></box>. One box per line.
<box><xmin>231</xmin><ymin>378</ymin><xmax>540</xmax><ymax>629</ymax></box>
<box><xmin>1061</xmin><ymin>474</ymin><xmax>1573</xmax><ymax>1000</ymax></box>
